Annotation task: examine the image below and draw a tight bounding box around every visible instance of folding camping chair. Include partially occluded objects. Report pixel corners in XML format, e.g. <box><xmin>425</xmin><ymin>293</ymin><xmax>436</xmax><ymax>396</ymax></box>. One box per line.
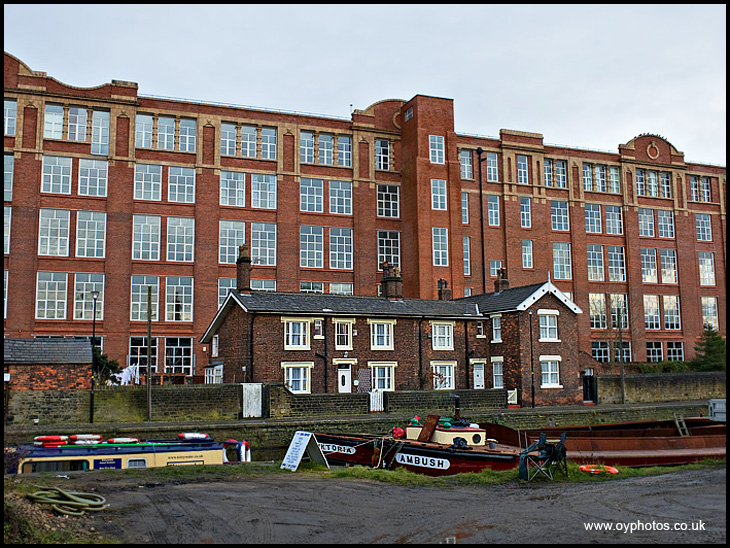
<box><xmin>518</xmin><ymin>432</ymin><xmax>568</xmax><ymax>481</ymax></box>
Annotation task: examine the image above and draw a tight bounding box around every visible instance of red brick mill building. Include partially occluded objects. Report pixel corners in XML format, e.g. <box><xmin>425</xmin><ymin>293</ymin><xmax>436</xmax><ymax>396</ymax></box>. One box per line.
<box><xmin>3</xmin><ymin>52</ymin><xmax>726</xmax><ymax>390</ymax></box>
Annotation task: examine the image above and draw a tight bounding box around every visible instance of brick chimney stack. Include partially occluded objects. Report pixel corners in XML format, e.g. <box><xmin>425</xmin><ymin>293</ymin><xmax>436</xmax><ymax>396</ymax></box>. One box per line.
<box><xmin>381</xmin><ymin>263</ymin><xmax>403</xmax><ymax>300</ymax></box>
<box><xmin>494</xmin><ymin>267</ymin><xmax>509</xmax><ymax>293</ymax></box>
<box><xmin>236</xmin><ymin>244</ymin><xmax>252</xmax><ymax>292</ymax></box>
<box><xmin>437</xmin><ymin>279</ymin><xmax>452</xmax><ymax>300</ymax></box>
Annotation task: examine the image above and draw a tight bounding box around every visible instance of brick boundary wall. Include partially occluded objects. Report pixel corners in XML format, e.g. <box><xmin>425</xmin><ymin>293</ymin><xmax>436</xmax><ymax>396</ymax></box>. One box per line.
<box><xmin>597</xmin><ymin>371</ymin><xmax>726</xmax><ymax>404</ymax></box>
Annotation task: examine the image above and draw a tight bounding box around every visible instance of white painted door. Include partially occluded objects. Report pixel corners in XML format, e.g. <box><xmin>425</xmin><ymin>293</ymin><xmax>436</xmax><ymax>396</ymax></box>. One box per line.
<box><xmin>337</xmin><ymin>365</ymin><xmax>352</xmax><ymax>393</ymax></box>
<box><xmin>473</xmin><ymin>362</ymin><xmax>485</xmax><ymax>389</ymax></box>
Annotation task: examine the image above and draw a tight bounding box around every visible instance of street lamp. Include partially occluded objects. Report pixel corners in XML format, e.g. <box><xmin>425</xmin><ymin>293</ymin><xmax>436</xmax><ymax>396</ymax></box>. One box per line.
<box><xmin>89</xmin><ymin>290</ymin><xmax>100</xmax><ymax>424</ymax></box>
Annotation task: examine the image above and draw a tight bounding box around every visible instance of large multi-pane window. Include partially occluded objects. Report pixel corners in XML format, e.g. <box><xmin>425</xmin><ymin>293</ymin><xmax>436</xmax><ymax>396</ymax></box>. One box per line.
<box><xmin>540</xmin><ymin>358</ymin><xmax>560</xmax><ymax>387</ymax></box>
<box><xmin>130</xmin><ymin>336</ymin><xmax>158</xmax><ymax>373</ymax></box>
<box><xmin>219</xmin><ymin>220</ymin><xmax>245</xmax><ymax>264</ymax></box>
<box><xmin>130</xmin><ymin>275</ymin><xmax>158</xmax><ymax>321</ymax></box>
<box><xmin>663</xmin><ymin>295</ymin><xmax>681</xmax><ymax>330</ymax></box>
<box><xmin>698</xmin><ymin>252</ymin><xmax>715</xmax><ymax>286</ymax></box>
<box><xmin>4</xmin><ymin>206</ymin><xmax>10</xmax><ymax>254</ymax></box>
<box><xmin>585</xmin><ymin>203</ymin><xmax>601</xmax><ymax>233</ymax></box>
<box><xmin>73</xmin><ymin>273</ymin><xmax>104</xmax><ymax>320</ymax></box>
<box><xmin>517</xmin><ymin>155</ymin><xmax>529</xmax><ymax>184</ymax></box>
<box><xmin>689</xmin><ymin>176</ymin><xmax>711</xmax><ymax>202</ymax></box>
<box><xmin>4</xmin><ymin>100</ymin><xmax>17</xmax><ymax>135</ymax></box>
<box><xmin>78</xmin><ymin>159</ymin><xmax>107</xmax><ymax>197</ymax></box>
<box><xmin>432</xmin><ymin>228</ymin><xmax>449</xmax><ymax>266</ymax></box>
<box><xmin>167</xmin><ymin>217</ymin><xmax>195</xmax><ymax>262</ymax></box>
<box><xmin>219</xmin><ymin>171</ymin><xmax>245</xmax><ymax>207</ymax></box>
<box><xmin>178</xmin><ymin>119</ymin><xmax>196</xmax><ymax>152</ymax></box>
<box><xmin>284</xmin><ymin>320</ymin><xmax>310</xmax><ymax>349</ymax></box>
<box><xmin>522</xmin><ymin>239</ymin><xmax>533</xmax><ymax>269</ymax></box>
<box><xmin>164</xmin><ymin>337</ymin><xmax>193</xmax><ymax>375</ymax></box>
<box><xmin>330</xmin><ymin>227</ymin><xmax>353</xmax><ymax>270</ymax></box>
<box><xmin>4</xmin><ymin>154</ymin><xmax>13</xmax><ymax>201</ymax></box>
<box><xmin>520</xmin><ymin>197</ymin><xmax>531</xmax><ymax>228</ymax></box>
<box><xmin>329</xmin><ymin>181</ymin><xmax>352</xmax><ymax>215</ymax></box>
<box><xmin>701</xmin><ymin>297</ymin><xmax>718</xmax><ymax>330</ymax></box>
<box><xmin>260</xmin><ymin>127</ymin><xmax>277</xmax><ymax>159</ymax></box>
<box><xmin>551</xmin><ymin>200</ymin><xmax>569</xmax><ymax>231</ymax></box>
<box><xmin>166</xmin><ymin>277</ymin><xmax>193</xmax><ymax>322</ymax></box>
<box><xmin>646</xmin><ymin>342</ymin><xmax>663</xmax><ymax>362</ymax></box>
<box><xmin>300</xmin><ymin>131</ymin><xmax>315</xmax><ymax>163</ymax></box>
<box><xmin>157</xmin><ymin>117</ymin><xmax>175</xmax><ymax>150</ymax></box>
<box><xmin>460</xmin><ymin>150</ymin><xmax>473</xmax><ymax>179</ymax></box>
<box><xmin>377</xmin><ymin>184</ymin><xmax>399</xmax><ymax>217</ymax></box>
<box><xmin>168</xmin><ymin>166</ymin><xmax>195</xmax><ymax>203</ymax></box>
<box><xmin>657</xmin><ymin>210</ymin><xmax>674</xmax><ymax>238</ymax></box>
<box><xmin>132</xmin><ymin>215</ymin><xmax>161</xmax><ymax>261</ymax></box>
<box><xmin>251</xmin><ymin>222</ymin><xmax>277</xmax><ymax>266</ymax></box>
<box><xmin>300</xmin><ymin>178</ymin><xmax>323</xmax><ymax>212</ymax></box>
<box><xmin>68</xmin><ymin>107</ymin><xmax>87</xmax><ymax>141</ymax></box>
<box><xmin>218</xmin><ymin>278</ymin><xmax>236</xmax><ymax>306</ymax></box>
<box><xmin>38</xmin><ymin>208</ymin><xmax>70</xmax><ymax>256</ymax></box>
<box><xmin>463</xmin><ymin>237</ymin><xmax>471</xmax><ymax>275</ymax></box>
<box><xmin>486</xmin><ymin>152</ymin><xmax>499</xmax><ymax>181</ymax></box>
<box><xmin>643</xmin><ymin>295</ymin><xmax>660</xmax><ymax>330</ymax></box>
<box><xmin>552</xmin><ymin>242</ymin><xmax>571</xmax><ymax>279</ymax></box>
<box><xmin>44</xmin><ymin>104</ymin><xmax>64</xmax><ymax>139</ymax></box>
<box><xmin>544</xmin><ymin>159</ymin><xmax>567</xmax><ymax>188</ymax></box>
<box><xmin>638</xmin><ymin>208</ymin><xmax>655</xmax><ymax>237</ymax></box>
<box><xmin>136</xmin><ymin>114</ymin><xmax>154</xmax><ymax>148</ymax></box>
<box><xmin>75</xmin><ymin>211</ymin><xmax>106</xmax><ymax>258</ymax></box>
<box><xmin>220</xmin><ymin>123</ymin><xmax>237</xmax><ymax>155</ymax></box>
<box><xmin>660</xmin><ymin>249</ymin><xmax>678</xmax><ymax>284</ymax></box>
<box><xmin>91</xmin><ymin>110</ymin><xmax>110</xmax><ymax>155</ymax></box>
<box><xmin>251</xmin><ymin>174</ymin><xmax>276</xmax><ymax>209</ymax></box>
<box><xmin>607</xmin><ymin>246</ymin><xmax>626</xmax><ymax>281</ymax></box>
<box><xmin>589</xmin><ymin>293</ymin><xmax>607</xmax><ymax>329</ymax></box>
<box><xmin>667</xmin><ymin>341</ymin><xmax>684</xmax><ymax>362</ymax></box>
<box><xmin>488</xmin><ymin>195</ymin><xmax>500</xmax><ymax>226</ymax></box>
<box><xmin>695</xmin><ymin>213</ymin><xmax>712</xmax><ymax>241</ymax></box>
<box><xmin>605</xmin><ymin>205</ymin><xmax>623</xmax><ymax>234</ymax></box>
<box><xmin>36</xmin><ymin>271</ymin><xmax>67</xmax><ymax>319</ymax></box>
<box><xmin>337</xmin><ymin>136</ymin><xmax>352</xmax><ymax>167</ymax></box>
<box><xmin>378</xmin><ymin>230</ymin><xmax>400</xmax><ymax>268</ymax></box>
<box><xmin>41</xmin><ymin>156</ymin><xmax>72</xmax><ymax>194</ymax></box>
<box><xmin>586</xmin><ymin>245</ymin><xmax>604</xmax><ymax>281</ymax></box>
<box><xmin>429</xmin><ymin>135</ymin><xmax>445</xmax><ymax>164</ymax></box>
<box><xmin>241</xmin><ymin>126</ymin><xmax>257</xmax><ymax>157</ymax></box>
<box><xmin>375</xmin><ymin>139</ymin><xmax>390</xmax><ymax>170</ymax></box>
<box><xmin>300</xmin><ymin>225</ymin><xmax>323</xmax><ymax>268</ymax></box>
<box><xmin>134</xmin><ymin>164</ymin><xmax>162</xmax><ymax>201</ymax></box>
<box><xmin>640</xmin><ymin>248</ymin><xmax>658</xmax><ymax>283</ymax></box>
<box><xmin>431</xmin><ymin>179</ymin><xmax>447</xmax><ymax>210</ymax></box>
<box><xmin>318</xmin><ymin>134</ymin><xmax>334</xmax><ymax>165</ymax></box>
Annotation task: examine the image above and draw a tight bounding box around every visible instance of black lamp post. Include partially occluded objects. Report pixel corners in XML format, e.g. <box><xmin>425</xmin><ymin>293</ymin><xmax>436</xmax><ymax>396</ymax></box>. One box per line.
<box><xmin>89</xmin><ymin>290</ymin><xmax>100</xmax><ymax>424</ymax></box>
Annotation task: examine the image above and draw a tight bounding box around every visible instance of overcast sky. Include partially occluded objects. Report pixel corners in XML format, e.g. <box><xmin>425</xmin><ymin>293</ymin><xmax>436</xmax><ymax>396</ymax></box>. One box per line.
<box><xmin>4</xmin><ymin>4</ymin><xmax>726</xmax><ymax>164</ymax></box>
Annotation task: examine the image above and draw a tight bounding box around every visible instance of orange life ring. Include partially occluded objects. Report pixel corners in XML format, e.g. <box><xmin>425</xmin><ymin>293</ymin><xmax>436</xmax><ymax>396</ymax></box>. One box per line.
<box><xmin>579</xmin><ymin>464</ymin><xmax>619</xmax><ymax>474</ymax></box>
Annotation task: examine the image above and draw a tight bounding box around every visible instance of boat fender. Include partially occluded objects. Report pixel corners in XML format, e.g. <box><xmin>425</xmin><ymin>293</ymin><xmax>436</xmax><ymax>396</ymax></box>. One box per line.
<box><xmin>70</xmin><ymin>434</ymin><xmax>103</xmax><ymax>441</ymax></box>
<box><xmin>73</xmin><ymin>440</ymin><xmax>102</xmax><ymax>445</ymax></box>
<box><xmin>34</xmin><ymin>435</ymin><xmax>69</xmax><ymax>442</ymax></box>
<box><xmin>392</xmin><ymin>427</ymin><xmax>406</xmax><ymax>439</ymax></box>
<box><xmin>579</xmin><ymin>464</ymin><xmax>619</xmax><ymax>475</ymax></box>
<box><xmin>178</xmin><ymin>432</ymin><xmax>210</xmax><ymax>440</ymax></box>
<box><xmin>107</xmin><ymin>438</ymin><xmax>140</xmax><ymax>444</ymax></box>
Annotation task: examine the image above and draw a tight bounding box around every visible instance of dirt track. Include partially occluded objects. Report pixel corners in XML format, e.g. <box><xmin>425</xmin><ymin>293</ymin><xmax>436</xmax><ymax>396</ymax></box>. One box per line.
<box><xmin>46</xmin><ymin>466</ymin><xmax>722</xmax><ymax>544</ymax></box>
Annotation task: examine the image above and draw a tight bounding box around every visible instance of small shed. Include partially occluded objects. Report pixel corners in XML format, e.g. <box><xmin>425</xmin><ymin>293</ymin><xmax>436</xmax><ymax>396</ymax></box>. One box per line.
<box><xmin>4</xmin><ymin>338</ymin><xmax>93</xmax><ymax>390</ymax></box>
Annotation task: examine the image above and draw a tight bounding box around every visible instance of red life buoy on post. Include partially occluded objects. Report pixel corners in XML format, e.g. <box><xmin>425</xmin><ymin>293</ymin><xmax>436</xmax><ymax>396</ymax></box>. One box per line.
<box><xmin>579</xmin><ymin>464</ymin><xmax>619</xmax><ymax>474</ymax></box>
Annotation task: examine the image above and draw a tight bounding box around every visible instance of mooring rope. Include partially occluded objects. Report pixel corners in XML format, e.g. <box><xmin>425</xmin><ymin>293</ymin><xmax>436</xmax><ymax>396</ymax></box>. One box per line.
<box><xmin>28</xmin><ymin>487</ymin><xmax>107</xmax><ymax>516</ymax></box>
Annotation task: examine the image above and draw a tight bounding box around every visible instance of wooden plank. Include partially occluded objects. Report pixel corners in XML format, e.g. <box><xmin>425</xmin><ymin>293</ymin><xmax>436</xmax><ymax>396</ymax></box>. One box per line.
<box><xmin>417</xmin><ymin>415</ymin><xmax>441</xmax><ymax>442</ymax></box>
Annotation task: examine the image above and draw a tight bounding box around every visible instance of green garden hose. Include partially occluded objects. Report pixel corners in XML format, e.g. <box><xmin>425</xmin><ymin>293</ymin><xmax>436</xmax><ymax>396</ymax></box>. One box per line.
<box><xmin>28</xmin><ymin>487</ymin><xmax>107</xmax><ymax>516</ymax></box>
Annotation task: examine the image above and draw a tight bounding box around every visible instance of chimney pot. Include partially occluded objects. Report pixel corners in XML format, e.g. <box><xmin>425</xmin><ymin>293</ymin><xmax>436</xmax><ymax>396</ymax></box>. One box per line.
<box><xmin>237</xmin><ymin>244</ymin><xmax>252</xmax><ymax>292</ymax></box>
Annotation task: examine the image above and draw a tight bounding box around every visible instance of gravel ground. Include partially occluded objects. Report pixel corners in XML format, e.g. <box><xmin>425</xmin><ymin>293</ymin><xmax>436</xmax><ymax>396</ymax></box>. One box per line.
<box><xmin>48</xmin><ymin>466</ymin><xmax>726</xmax><ymax>544</ymax></box>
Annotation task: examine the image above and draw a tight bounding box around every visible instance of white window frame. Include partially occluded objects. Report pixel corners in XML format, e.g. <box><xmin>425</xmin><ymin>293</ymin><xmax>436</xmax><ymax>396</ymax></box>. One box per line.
<box><xmin>282</xmin><ymin>362</ymin><xmax>313</xmax><ymax>394</ymax></box>
<box><xmin>430</xmin><ymin>321</ymin><xmax>454</xmax><ymax>351</ymax></box>
<box><xmin>35</xmin><ymin>271</ymin><xmax>68</xmax><ymax>319</ymax></box>
<box><xmin>429</xmin><ymin>135</ymin><xmax>445</xmax><ymax>164</ymax></box>
<box><xmin>538</xmin><ymin>310</ymin><xmax>560</xmax><ymax>342</ymax></box>
<box><xmin>432</xmin><ymin>227</ymin><xmax>449</xmax><ymax>266</ymax></box>
<box><xmin>38</xmin><ymin>208</ymin><xmax>70</xmax><ymax>256</ymax></box>
<box><xmin>165</xmin><ymin>276</ymin><xmax>193</xmax><ymax>322</ymax></box>
<box><xmin>539</xmin><ymin>355</ymin><xmax>562</xmax><ymax>388</ymax></box>
<box><xmin>283</xmin><ymin>318</ymin><xmax>311</xmax><ymax>350</ymax></box>
<box><xmin>369</xmin><ymin>361</ymin><xmax>396</xmax><ymax>391</ymax></box>
<box><xmin>491</xmin><ymin>356</ymin><xmax>504</xmax><ymax>388</ymax></box>
<box><xmin>75</xmin><ymin>210</ymin><xmax>106</xmax><ymax>258</ymax></box>
<box><xmin>431</xmin><ymin>361</ymin><xmax>455</xmax><ymax>390</ymax></box>
<box><xmin>369</xmin><ymin>319</ymin><xmax>396</xmax><ymax>351</ymax></box>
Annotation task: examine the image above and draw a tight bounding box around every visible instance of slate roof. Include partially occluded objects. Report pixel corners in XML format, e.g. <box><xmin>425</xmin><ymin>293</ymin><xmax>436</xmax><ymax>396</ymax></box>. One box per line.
<box><xmin>4</xmin><ymin>338</ymin><xmax>93</xmax><ymax>365</ymax></box>
<box><xmin>200</xmin><ymin>281</ymin><xmax>581</xmax><ymax>343</ymax></box>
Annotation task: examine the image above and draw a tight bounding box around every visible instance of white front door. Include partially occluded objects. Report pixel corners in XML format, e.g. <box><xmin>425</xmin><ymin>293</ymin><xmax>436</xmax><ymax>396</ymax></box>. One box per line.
<box><xmin>473</xmin><ymin>362</ymin><xmax>485</xmax><ymax>389</ymax></box>
<box><xmin>337</xmin><ymin>364</ymin><xmax>352</xmax><ymax>393</ymax></box>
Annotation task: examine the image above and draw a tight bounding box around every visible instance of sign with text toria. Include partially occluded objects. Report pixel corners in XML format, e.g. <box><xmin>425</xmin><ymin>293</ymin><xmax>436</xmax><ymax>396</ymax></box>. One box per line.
<box><xmin>395</xmin><ymin>453</ymin><xmax>451</xmax><ymax>470</ymax></box>
<box><xmin>281</xmin><ymin>431</ymin><xmax>330</xmax><ymax>472</ymax></box>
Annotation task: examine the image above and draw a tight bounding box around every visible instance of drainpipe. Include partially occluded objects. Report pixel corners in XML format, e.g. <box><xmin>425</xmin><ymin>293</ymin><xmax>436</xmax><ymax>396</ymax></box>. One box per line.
<box><xmin>418</xmin><ymin>318</ymin><xmax>426</xmax><ymax>390</ymax></box>
<box><xmin>465</xmin><ymin>319</ymin><xmax>474</xmax><ymax>389</ymax></box>
<box><xmin>248</xmin><ymin>312</ymin><xmax>257</xmax><ymax>383</ymax></box>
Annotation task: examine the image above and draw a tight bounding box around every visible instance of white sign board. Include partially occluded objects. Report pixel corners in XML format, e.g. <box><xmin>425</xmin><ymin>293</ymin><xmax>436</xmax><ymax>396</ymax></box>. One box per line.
<box><xmin>281</xmin><ymin>431</ymin><xmax>330</xmax><ymax>471</ymax></box>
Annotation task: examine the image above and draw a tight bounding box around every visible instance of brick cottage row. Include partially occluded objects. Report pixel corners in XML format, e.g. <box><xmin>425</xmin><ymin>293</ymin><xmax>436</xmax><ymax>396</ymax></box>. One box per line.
<box><xmin>201</xmin><ymin>246</ymin><xmax>584</xmax><ymax>406</ymax></box>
